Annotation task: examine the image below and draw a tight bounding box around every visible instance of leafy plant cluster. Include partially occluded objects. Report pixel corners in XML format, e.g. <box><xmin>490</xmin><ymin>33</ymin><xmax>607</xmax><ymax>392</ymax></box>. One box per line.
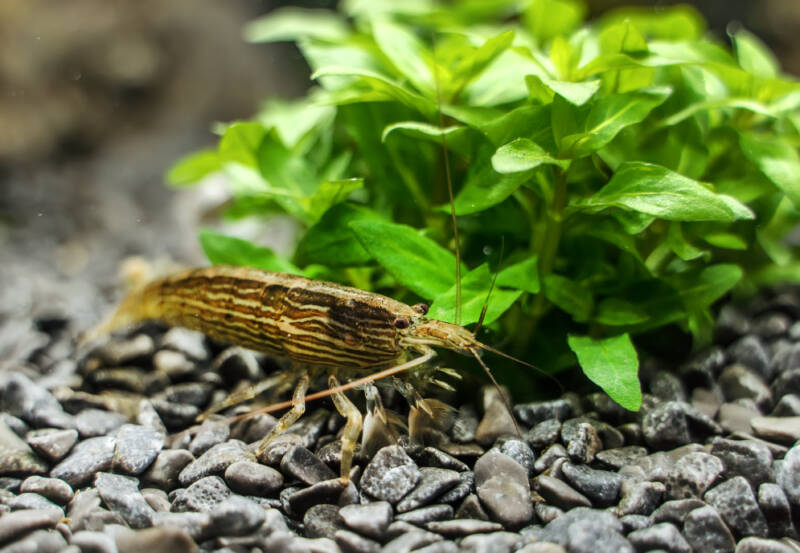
<box><xmin>168</xmin><ymin>0</ymin><xmax>800</xmax><ymax>410</ymax></box>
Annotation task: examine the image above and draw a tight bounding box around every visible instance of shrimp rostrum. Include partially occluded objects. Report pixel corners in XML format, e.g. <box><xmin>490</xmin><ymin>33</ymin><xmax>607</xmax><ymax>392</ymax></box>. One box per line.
<box><xmin>90</xmin><ymin>264</ymin><xmax>526</xmax><ymax>481</ymax></box>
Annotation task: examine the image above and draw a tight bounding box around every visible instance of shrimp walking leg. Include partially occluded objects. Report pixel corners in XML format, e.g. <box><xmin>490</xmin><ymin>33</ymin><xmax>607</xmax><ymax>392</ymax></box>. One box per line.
<box><xmin>198</xmin><ymin>372</ymin><xmax>290</xmax><ymax>421</ymax></box>
<box><xmin>328</xmin><ymin>375</ymin><xmax>363</xmax><ymax>482</ymax></box>
<box><xmin>255</xmin><ymin>373</ymin><xmax>309</xmax><ymax>457</ymax></box>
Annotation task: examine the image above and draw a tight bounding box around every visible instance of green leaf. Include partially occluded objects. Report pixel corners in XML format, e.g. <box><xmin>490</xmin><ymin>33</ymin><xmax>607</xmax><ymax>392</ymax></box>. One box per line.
<box><xmin>244</xmin><ymin>7</ymin><xmax>348</xmax><ymax>43</ymax></box>
<box><xmin>730</xmin><ymin>26</ymin><xmax>780</xmax><ymax>79</ymax></box>
<box><xmin>702</xmin><ymin>232</ymin><xmax>747</xmax><ymax>250</ymax></box>
<box><xmin>372</xmin><ymin>20</ymin><xmax>433</xmax><ymax>95</ymax></box>
<box><xmin>567</xmin><ymin>334</ymin><xmax>642</xmax><ymax>411</ymax></box>
<box><xmin>381</xmin><ymin>122</ymin><xmax>472</xmax><ymax>157</ymax></box>
<box><xmin>496</xmin><ymin>256</ymin><xmax>540</xmax><ymax>295</ymax></box>
<box><xmin>524</xmin><ymin>0</ymin><xmax>585</xmax><ymax>42</ymax></box>
<box><xmin>526</xmin><ymin>76</ymin><xmax>602</xmax><ymax>106</ymax></box>
<box><xmin>492</xmin><ymin>139</ymin><xmax>569</xmax><ymax>174</ymax></box>
<box><xmin>453</xmin><ymin>147</ymin><xmax>531</xmax><ymax>215</ymax></box>
<box><xmin>452</xmin><ymin>30</ymin><xmax>516</xmax><ymax>93</ymax></box>
<box><xmin>561</xmin><ymin>87</ymin><xmax>671</xmax><ymax>157</ymax></box>
<box><xmin>295</xmin><ymin>203</ymin><xmax>382</xmax><ymax>267</ymax></box>
<box><xmin>667</xmin><ymin>264</ymin><xmax>743</xmax><ymax>308</ymax></box>
<box><xmin>219</xmin><ymin>122</ymin><xmax>268</xmax><ymax>168</ymax></box>
<box><xmin>594</xmin><ymin>298</ymin><xmax>649</xmax><ymax>326</ymax></box>
<box><xmin>580</xmin><ymin>162</ymin><xmax>755</xmax><ymax>222</ymax></box>
<box><xmin>739</xmin><ymin>133</ymin><xmax>800</xmax><ymax>209</ymax></box>
<box><xmin>304</xmin><ymin>179</ymin><xmax>364</xmax><ymax>221</ymax></box>
<box><xmin>199</xmin><ymin>230</ymin><xmax>301</xmax><ymax>275</ymax></box>
<box><xmin>166</xmin><ymin>150</ymin><xmax>220</xmax><ymax>187</ymax></box>
<box><xmin>666</xmin><ymin>223</ymin><xmax>707</xmax><ymax>261</ymax></box>
<box><xmin>428</xmin><ymin>264</ymin><xmax>523</xmax><ymax>326</ymax></box>
<box><xmin>349</xmin><ymin>220</ymin><xmax>460</xmax><ymax>299</ymax></box>
<box><xmin>600</xmin><ymin>5</ymin><xmax>705</xmax><ymax>41</ymax></box>
<box><xmin>543</xmin><ymin>274</ymin><xmax>593</xmax><ymax>322</ymax></box>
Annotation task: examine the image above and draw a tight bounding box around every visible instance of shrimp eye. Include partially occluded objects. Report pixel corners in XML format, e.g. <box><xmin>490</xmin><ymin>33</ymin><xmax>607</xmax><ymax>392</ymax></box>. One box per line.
<box><xmin>394</xmin><ymin>317</ymin><xmax>410</xmax><ymax>329</ymax></box>
<box><xmin>412</xmin><ymin>303</ymin><xmax>429</xmax><ymax>315</ymax></box>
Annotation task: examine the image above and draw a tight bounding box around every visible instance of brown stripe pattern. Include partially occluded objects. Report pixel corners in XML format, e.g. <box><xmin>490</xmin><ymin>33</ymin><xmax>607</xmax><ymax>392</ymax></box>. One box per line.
<box><xmin>136</xmin><ymin>266</ymin><xmax>417</xmax><ymax>369</ymax></box>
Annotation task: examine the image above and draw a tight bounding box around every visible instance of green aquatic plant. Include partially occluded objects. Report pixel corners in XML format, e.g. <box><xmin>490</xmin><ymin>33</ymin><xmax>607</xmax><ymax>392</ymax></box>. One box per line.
<box><xmin>167</xmin><ymin>0</ymin><xmax>800</xmax><ymax>410</ymax></box>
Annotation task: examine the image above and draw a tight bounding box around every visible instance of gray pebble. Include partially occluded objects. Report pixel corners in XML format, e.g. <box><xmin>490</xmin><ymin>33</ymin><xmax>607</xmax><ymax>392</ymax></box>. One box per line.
<box><xmin>772</xmin><ymin>394</ymin><xmax>800</xmax><ymax>417</ymax></box>
<box><xmin>651</xmin><ymin>498</ymin><xmax>706</xmax><ymax>525</ymax></box>
<box><xmin>534</xmin><ymin>502</ymin><xmax>564</xmax><ymax>524</ymax></box>
<box><xmin>474</xmin><ymin>449</ymin><xmax>533</xmax><ymax>528</ymax></box>
<box><xmin>159</xmin><ymin>382</ymin><xmax>213</xmax><ymax>409</ymax></box>
<box><xmin>288</xmin><ymin>478</ymin><xmax>346</xmax><ymax>515</ymax></box>
<box><xmin>114</xmin><ymin>526</ymin><xmax>199</xmax><ymax>553</ymax></box>
<box><xmin>383</xmin><ymin>529</ymin><xmax>443</xmax><ymax>553</ymax></box>
<box><xmin>396</xmin><ymin>467</ymin><xmax>460</xmax><ymax>513</ymax></box>
<box><xmin>560</xmin><ymin>420</ymin><xmax>603</xmax><ymax>463</ymax></box>
<box><xmin>627</xmin><ymin>522</ymin><xmax>690</xmax><ymax>553</ymax></box>
<box><xmin>230</xmin><ymin>412</ymin><xmax>277</xmax><ymax>443</ymax></box>
<box><xmin>413</xmin><ymin>541</ymin><xmax>460</xmax><ymax>553</ymax></box>
<box><xmin>565</xmin><ymin>519</ymin><xmax>633</xmax><ymax>553</ymax></box>
<box><xmin>141</xmin><ymin>449</ymin><xmax>193</xmax><ymax>491</ymax></box>
<box><xmin>438</xmin><ymin>470</ymin><xmax>472</xmax><ymax>504</ymax></box>
<box><xmin>135</xmin><ymin>401</ymin><xmax>167</xmax><ymax>436</ymax></box>
<box><xmin>683</xmin><ymin>504</ymin><xmax>735</xmax><ymax>553</ymax></box>
<box><xmin>224</xmin><ymin>460</ymin><xmax>283</xmax><ymax>496</ymax></box>
<box><xmin>395</xmin><ymin>504</ymin><xmax>452</xmax><ymax>524</ymax></box>
<box><xmin>649</xmin><ymin>370</ymin><xmax>687</xmax><ymax>402</ymax></box>
<box><xmin>595</xmin><ymin>446</ymin><xmax>648</xmax><ymax>470</ymax></box>
<box><xmin>95</xmin><ymin>472</ymin><xmax>154</xmax><ymax>529</ymax></box>
<box><xmin>475</xmin><ymin>387</ymin><xmax>518</xmax><ymax>446</ymax></box>
<box><xmin>719</xmin><ymin>402</ymin><xmax>761</xmax><ymax>434</ymax></box>
<box><xmin>3</xmin><ymin>528</ymin><xmax>67</xmax><ymax>553</ymax></box>
<box><xmin>720</xmin><ymin>364</ymin><xmax>773</xmax><ymax>410</ymax></box>
<box><xmin>304</xmin><ymin>503</ymin><xmax>343</xmax><ymax>539</ymax></box>
<box><xmin>98</xmin><ymin>334</ymin><xmax>154</xmax><ymax>365</ymax></box>
<box><xmin>534</xmin><ymin>444</ymin><xmax>567</xmax><ymax>473</ymax></box>
<box><xmin>750</xmin><ymin>416</ymin><xmax>800</xmax><ymax>444</ymax></box>
<box><xmin>642</xmin><ymin>401</ymin><xmax>722</xmax><ymax>449</ymax></box>
<box><xmin>158</xmin><ymin>327</ymin><xmax>208</xmax><ymax>360</ymax></box>
<box><xmin>705</xmin><ymin>476</ymin><xmax>769</xmax><ymax>538</ymax></box>
<box><xmin>286</xmin><ymin>408</ymin><xmax>329</xmax><ymax>449</ymax></box>
<box><xmin>758</xmin><ymin>482</ymin><xmax>798</xmax><ymax>539</ymax></box>
<box><xmin>517</xmin><ymin>543</ymin><xmax>567</xmax><ymax>553</ymax></box>
<box><xmin>561</xmin><ymin>462</ymin><xmax>623</xmax><ymax>506</ymax></box>
<box><xmin>0</xmin><ymin>509</ymin><xmax>62</xmax><ymax>545</ymax></box>
<box><xmin>149</xmin><ymin>511</ymin><xmax>209</xmax><ymax>541</ymax></box>
<box><xmin>417</xmin><ymin>447</ymin><xmax>468</xmax><ymax>472</ymax></box>
<box><xmin>514</xmin><ymin>399</ymin><xmax>572</xmax><ymax>426</ymax></box>
<box><xmin>0</xmin><ymin>373</ymin><xmax>63</xmax><ymax>424</ymax></box>
<box><xmin>171</xmin><ymin>475</ymin><xmax>231</xmax><ymax>513</ymax></box>
<box><xmin>74</xmin><ymin>408</ymin><xmax>126</xmax><ymax>439</ymax></box>
<box><xmin>771</xmin><ymin>369</ymin><xmax>800</xmax><ymax>400</ymax></box>
<box><xmin>728</xmin><ymin>335</ymin><xmax>770</xmax><ymax>378</ymax></box>
<box><xmin>207</xmin><ymin>495</ymin><xmax>265</xmax><ymax>537</ymax></box>
<box><xmin>666</xmin><ymin>451</ymin><xmax>724</xmax><ymax>499</ymax></box>
<box><xmin>149</xmin><ymin>399</ymin><xmax>199</xmax><ymax>430</ymax></box>
<box><xmin>360</xmin><ymin>445</ymin><xmax>419</xmax><ymax>504</ymax></box>
<box><xmin>19</xmin><ymin>476</ymin><xmax>73</xmax><ymax>505</ymax></box>
<box><xmin>776</xmin><ymin>443</ymin><xmax>800</xmax><ymax>506</ymax></box>
<box><xmin>525</xmin><ymin>419</ymin><xmax>561</xmax><ymax>449</ymax></box>
<box><xmin>152</xmin><ymin>349</ymin><xmax>195</xmax><ymax>378</ymax></box>
<box><xmin>141</xmin><ymin>488</ymin><xmax>170</xmax><ymax>512</ymax></box>
<box><xmin>710</xmin><ymin>438</ymin><xmax>773</xmax><ymax>488</ymax></box>
<box><xmin>339</xmin><ymin>501</ymin><xmax>392</xmax><ymax>540</ymax></box>
<box><xmin>113</xmin><ymin>424</ymin><xmax>164</xmax><ymax>475</ymax></box>
<box><xmin>498</xmin><ymin>439</ymin><xmax>536</xmax><ymax>477</ymax></box>
<box><xmin>453</xmin><ymin>493</ymin><xmax>487</xmax><ymax>522</ymax></box>
<box><xmin>10</xmin><ymin>492</ymin><xmax>63</xmax><ymax>514</ymax></box>
<box><xmin>71</xmin><ymin>530</ymin><xmax>118</xmax><ymax>553</ymax></box>
<box><xmin>26</xmin><ymin>428</ymin><xmax>78</xmax><ymax>462</ymax></box>
<box><xmin>50</xmin><ymin>435</ymin><xmax>116</xmax><ymax>487</ymax></box>
<box><xmin>619</xmin><ymin>514</ymin><xmax>651</xmax><ymax>532</ymax></box>
<box><xmin>334</xmin><ymin>529</ymin><xmax>380</xmax><ymax>553</ymax></box>
<box><xmin>735</xmin><ymin>538</ymin><xmax>798</xmax><ymax>553</ymax></box>
<box><xmin>532</xmin><ymin>474</ymin><xmax>591</xmax><ymax>510</ymax></box>
<box><xmin>178</xmin><ymin>440</ymin><xmax>253</xmax><ymax>486</ymax></box>
<box><xmin>617</xmin><ymin>480</ymin><xmax>665</xmax><ymax>516</ymax></box>
<box><xmin>256</xmin><ymin>433</ymin><xmax>304</xmax><ymax>465</ymax></box>
<box><xmin>280</xmin><ymin>445</ymin><xmax>336</xmax><ymax>485</ymax></box>
<box><xmin>426</xmin><ymin>518</ymin><xmax>502</xmax><ymax>537</ymax></box>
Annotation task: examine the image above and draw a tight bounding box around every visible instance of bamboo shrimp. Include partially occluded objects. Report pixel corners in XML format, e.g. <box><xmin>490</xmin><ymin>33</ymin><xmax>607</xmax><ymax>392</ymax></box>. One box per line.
<box><xmin>88</xmin><ymin>264</ymin><xmax>534</xmax><ymax>481</ymax></box>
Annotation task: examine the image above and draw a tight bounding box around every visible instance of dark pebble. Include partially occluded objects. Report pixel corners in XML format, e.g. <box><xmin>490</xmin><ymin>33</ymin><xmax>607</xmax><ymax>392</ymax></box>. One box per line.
<box><xmin>178</xmin><ymin>440</ymin><xmax>253</xmax><ymax>486</ymax></box>
<box><xmin>417</xmin><ymin>447</ymin><xmax>468</xmax><ymax>472</ymax></box>
<box><xmin>396</xmin><ymin>467</ymin><xmax>461</xmax><ymax>513</ymax></box>
<box><xmin>475</xmin><ymin>387</ymin><xmax>518</xmax><ymax>446</ymax></box>
<box><xmin>525</xmin><ymin>419</ymin><xmax>561</xmax><ymax>449</ymax></box>
<box><xmin>95</xmin><ymin>472</ymin><xmax>155</xmax><ymax>529</ymax></box>
<box><xmin>735</xmin><ymin>537</ymin><xmax>798</xmax><ymax>553</ymax></box>
<box><xmin>475</xmin><ymin>449</ymin><xmax>533</xmax><ymax>528</ymax></box>
<box><xmin>534</xmin><ymin>444</ymin><xmax>567</xmax><ymax>473</ymax></box>
<box><xmin>19</xmin><ymin>476</ymin><xmax>73</xmax><ymax>505</ymax></box>
<box><xmin>136</xmin><ymin>400</ymin><xmax>168</xmax><ymax>436</ymax></box>
<box><xmin>758</xmin><ymin>483</ymin><xmax>798</xmax><ymax>539</ymax></box>
<box><xmin>628</xmin><ymin>522</ymin><xmax>690</xmax><ymax>553</ymax></box>
<box><xmin>159</xmin><ymin>382</ymin><xmax>213</xmax><ymax>409</ymax></box>
<box><xmin>514</xmin><ymin>399</ymin><xmax>572</xmax><ymax>426</ymax></box>
<box><xmin>256</xmin><ymin>433</ymin><xmax>304</xmax><ymax>465</ymax></box>
<box><xmin>498</xmin><ymin>439</ymin><xmax>536</xmax><ymax>477</ymax></box>
<box><xmin>617</xmin><ymin>479</ymin><xmax>665</xmax><ymax>516</ymax></box>
<box><xmin>649</xmin><ymin>370</ymin><xmax>687</xmax><ymax>402</ymax></box>
<box><xmin>97</xmin><ymin>334</ymin><xmax>154</xmax><ymax>365</ymax></box>
<box><xmin>188</xmin><ymin>419</ymin><xmax>229</xmax><ymax>456</ymax></box>
<box><xmin>532</xmin><ymin>474</ymin><xmax>591</xmax><ymax>510</ymax></box>
<box><xmin>224</xmin><ymin>460</ymin><xmax>283</xmax><ymax>496</ymax></box>
<box><xmin>776</xmin><ymin>443</ymin><xmax>800</xmax><ymax>506</ymax></box>
<box><xmin>534</xmin><ymin>502</ymin><xmax>564</xmax><ymax>524</ymax></box>
<box><xmin>383</xmin><ymin>529</ymin><xmax>443</xmax><ymax>553</ymax></box>
<box><xmin>427</xmin><ymin>518</ymin><xmax>502</xmax><ymax>537</ymax></box>
<box><xmin>280</xmin><ymin>445</ymin><xmax>336</xmax><ymax>485</ymax></box>
<box><xmin>710</xmin><ymin>437</ymin><xmax>773</xmax><ymax>488</ymax></box>
<box><xmin>642</xmin><ymin>401</ymin><xmax>722</xmax><ymax>449</ymax></box>
<box><xmin>339</xmin><ymin>501</ymin><xmax>392</xmax><ymax>540</ymax></box>
<box><xmin>704</xmin><ymin>476</ymin><xmax>769</xmax><ymax>538</ymax></box>
<box><xmin>719</xmin><ymin>364</ymin><xmax>773</xmax><ymax>411</ymax></box>
<box><xmin>288</xmin><ymin>478</ymin><xmax>346</xmax><ymax>515</ymax></box>
<box><xmin>666</xmin><ymin>451</ymin><xmax>724</xmax><ymax>499</ymax></box>
<box><xmin>683</xmin><ymin>504</ymin><xmax>736</xmax><ymax>553</ymax></box>
<box><xmin>207</xmin><ymin>495</ymin><xmax>265</xmax><ymax>537</ymax></box>
<box><xmin>171</xmin><ymin>475</ymin><xmax>231</xmax><ymax>513</ymax></box>
<box><xmin>150</xmin><ymin>399</ymin><xmax>200</xmax><ymax>431</ymax></box>
<box><xmin>0</xmin><ymin>508</ymin><xmax>62</xmax><ymax>545</ymax></box>
<box><xmin>772</xmin><ymin>394</ymin><xmax>800</xmax><ymax>417</ymax></box>
<box><xmin>26</xmin><ymin>428</ymin><xmax>78</xmax><ymax>462</ymax></box>
<box><xmin>335</xmin><ymin>529</ymin><xmax>380</xmax><ymax>553</ymax></box>
<box><xmin>159</xmin><ymin>327</ymin><xmax>209</xmax><ymax>360</ymax></box>
<box><xmin>360</xmin><ymin>445</ymin><xmax>420</xmax><ymax>504</ymax></box>
<box><xmin>460</xmin><ymin>531</ymin><xmax>521</xmax><ymax>553</ymax></box>
<box><xmin>113</xmin><ymin>424</ymin><xmax>164</xmax><ymax>475</ymax></box>
<box><xmin>565</xmin><ymin>518</ymin><xmax>633</xmax><ymax>553</ymax></box>
<box><xmin>141</xmin><ymin>449</ymin><xmax>194</xmax><ymax>491</ymax></box>
<box><xmin>619</xmin><ymin>514</ymin><xmax>651</xmax><ymax>533</ymax></box>
<box><xmin>651</xmin><ymin>498</ymin><xmax>706</xmax><ymax>525</ymax></box>
<box><xmin>560</xmin><ymin>419</ymin><xmax>604</xmax><ymax>463</ymax></box>
<box><xmin>0</xmin><ymin>421</ymin><xmax>49</xmax><ymax>476</ymax></box>
<box><xmin>396</xmin><ymin>504</ymin><xmax>452</xmax><ymax>524</ymax></box>
<box><xmin>304</xmin><ymin>503</ymin><xmax>344</xmax><ymax>539</ymax></box>
<box><xmin>561</xmin><ymin>462</ymin><xmax>623</xmax><ymax>506</ymax></box>
<box><xmin>728</xmin><ymin>335</ymin><xmax>770</xmax><ymax>379</ymax></box>
<box><xmin>595</xmin><ymin>446</ymin><xmax>648</xmax><ymax>470</ymax></box>
<box><xmin>10</xmin><ymin>492</ymin><xmax>63</xmax><ymax>513</ymax></box>
<box><xmin>50</xmin><ymin>435</ymin><xmax>115</xmax><ymax>487</ymax></box>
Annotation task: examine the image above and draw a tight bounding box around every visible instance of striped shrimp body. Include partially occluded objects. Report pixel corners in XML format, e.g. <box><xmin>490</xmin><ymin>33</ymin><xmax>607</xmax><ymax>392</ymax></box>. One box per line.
<box><xmin>92</xmin><ymin>265</ymin><xmax>507</xmax><ymax>481</ymax></box>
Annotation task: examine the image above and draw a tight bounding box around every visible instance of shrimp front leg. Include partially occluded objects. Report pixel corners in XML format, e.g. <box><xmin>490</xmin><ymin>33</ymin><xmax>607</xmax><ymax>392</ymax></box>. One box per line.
<box><xmin>328</xmin><ymin>375</ymin><xmax>363</xmax><ymax>483</ymax></box>
<box><xmin>255</xmin><ymin>372</ymin><xmax>309</xmax><ymax>459</ymax></box>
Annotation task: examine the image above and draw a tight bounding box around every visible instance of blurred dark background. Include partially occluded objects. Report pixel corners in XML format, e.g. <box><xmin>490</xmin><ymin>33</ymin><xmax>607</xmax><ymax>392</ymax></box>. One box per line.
<box><xmin>1</xmin><ymin>0</ymin><xmax>799</xmax><ymax>362</ymax></box>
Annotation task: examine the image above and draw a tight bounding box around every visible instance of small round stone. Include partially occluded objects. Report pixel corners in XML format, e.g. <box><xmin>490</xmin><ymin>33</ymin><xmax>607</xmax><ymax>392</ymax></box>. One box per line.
<box><xmin>304</xmin><ymin>504</ymin><xmax>344</xmax><ymax>539</ymax></box>
<box><xmin>396</xmin><ymin>467</ymin><xmax>461</xmax><ymax>513</ymax></box>
<box><xmin>666</xmin><ymin>451</ymin><xmax>724</xmax><ymax>499</ymax></box>
<box><xmin>751</xmin><ymin>416</ymin><xmax>800</xmax><ymax>444</ymax></box>
<box><xmin>26</xmin><ymin>428</ymin><xmax>78</xmax><ymax>462</ymax></box>
<box><xmin>627</xmin><ymin>522</ymin><xmax>690</xmax><ymax>553</ymax></box>
<box><xmin>360</xmin><ymin>445</ymin><xmax>420</xmax><ymax>504</ymax></box>
<box><xmin>50</xmin><ymin>435</ymin><xmax>116</xmax><ymax>487</ymax></box>
<box><xmin>170</xmin><ymin>475</ymin><xmax>231</xmax><ymax>513</ymax></box>
<box><xmin>560</xmin><ymin>462</ymin><xmax>623</xmax><ymax>506</ymax></box>
<box><xmin>224</xmin><ymin>460</ymin><xmax>283</xmax><ymax>496</ymax></box>
<box><xmin>710</xmin><ymin>438</ymin><xmax>773</xmax><ymax>488</ymax></box>
<box><xmin>19</xmin><ymin>476</ymin><xmax>73</xmax><ymax>505</ymax></box>
<box><xmin>94</xmin><ymin>472</ymin><xmax>155</xmax><ymax>529</ymax></box>
<box><xmin>207</xmin><ymin>495</ymin><xmax>266</xmax><ymax>537</ymax></box>
<box><xmin>704</xmin><ymin>476</ymin><xmax>769</xmax><ymax>538</ymax></box>
<box><xmin>425</xmin><ymin>518</ymin><xmax>503</xmax><ymax>537</ymax></box>
<box><xmin>532</xmin><ymin>474</ymin><xmax>591</xmax><ymax>510</ymax></box>
<box><xmin>758</xmin><ymin>483</ymin><xmax>798</xmax><ymax>539</ymax></box>
<box><xmin>513</xmin><ymin>399</ymin><xmax>572</xmax><ymax>427</ymax></box>
<box><xmin>683</xmin><ymin>505</ymin><xmax>736</xmax><ymax>553</ymax></box>
<box><xmin>113</xmin><ymin>424</ymin><xmax>164</xmax><ymax>475</ymax></box>
<box><xmin>141</xmin><ymin>449</ymin><xmax>194</xmax><ymax>491</ymax></box>
<box><xmin>339</xmin><ymin>501</ymin><xmax>392</xmax><ymax>540</ymax></box>
<box><xmin>475</xmin><ymin>449</ymin><xmax>533</xmax><ymax>528</ymax></box>
<box><xmin>178</xmin><ymin>440</ymin><xmax>253</xmax><ymax>486</ymax></box>
<box><xmin>776</xmin><ymin>443</ymin><xmax>800</xmax><ymax>506</ymax></box>
<box><xmin>288</xmin><ymin>478</ymin><xmax>347</xmax><ymax>515</ymax></box>
<box><xmin>735</xmin><ymin>537</ymin><xmax>797</xmax><ymax>553</ymax></box>
<box><xmin>280</xmin><ymin>445</ymin><xmax>336</xmax><ymax>485</ymax></box>
<box><xmin>0</xmin><ymin>508</ymin><xmax>62</xmax><ymax>544</ymax></box>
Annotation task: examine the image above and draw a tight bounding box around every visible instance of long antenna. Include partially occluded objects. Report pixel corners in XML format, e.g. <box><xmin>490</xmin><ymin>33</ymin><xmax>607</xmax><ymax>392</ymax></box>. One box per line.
<box><xmin>470</xmin><ymin>348</ymin><xmax>521</xmax><ymax>437</ymax></box>
<box><xmin>432</xmin><ymin>34</ymin><xmax>461</xmax><ymax>326</ymax></box>
<box><xmin>474</xmin><ymin>237</ymin><xmax>504</xmax><ymax>337</ymax></box>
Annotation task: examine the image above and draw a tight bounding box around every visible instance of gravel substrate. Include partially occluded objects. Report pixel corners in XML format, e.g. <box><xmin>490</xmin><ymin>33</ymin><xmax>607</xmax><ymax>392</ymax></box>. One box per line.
<box><xmin>1</xmin><ymin>291</ymin><xmax>800</xmax><ymax>553</ymax></box>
